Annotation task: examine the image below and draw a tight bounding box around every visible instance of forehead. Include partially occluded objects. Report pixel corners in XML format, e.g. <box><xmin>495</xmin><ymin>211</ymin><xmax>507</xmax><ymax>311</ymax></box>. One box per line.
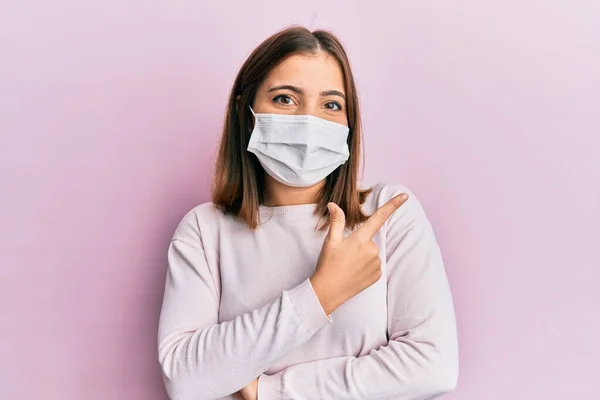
<box><xmin>263</xmin><ymin>52</ymin><xmax>345</xmax><ymax>93</ymax></box>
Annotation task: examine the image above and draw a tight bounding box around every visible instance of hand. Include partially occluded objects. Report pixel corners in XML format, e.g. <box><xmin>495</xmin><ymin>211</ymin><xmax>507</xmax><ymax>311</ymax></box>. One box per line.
<box><xmin>310</xmin><ymin>193</ymin><xmax>409</xmax><ymax>315</ymax></box>
<box><xmin>235</xmin><ymin>378</ymin><xmax>259</xmax><ymax>400</ymax></box>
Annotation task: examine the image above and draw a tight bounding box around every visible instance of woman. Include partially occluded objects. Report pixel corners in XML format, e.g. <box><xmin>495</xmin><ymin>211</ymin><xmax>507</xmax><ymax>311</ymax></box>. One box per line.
<box><xmin>158</xmin><ymin>26</ymin><xmax>458</xmax><ymax>400</ymax></box>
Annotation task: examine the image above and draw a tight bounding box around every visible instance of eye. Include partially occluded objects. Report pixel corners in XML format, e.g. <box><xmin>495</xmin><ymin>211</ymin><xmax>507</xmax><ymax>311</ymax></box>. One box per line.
<box><xmin>325</xmin><ymin>101</ymin><xmax>343</xmax><ymax>111</ymax></box>
<box><xmin>273</xmin><ymin>94</ymin><xmax>296</xmax><ymax>106</ymax></box>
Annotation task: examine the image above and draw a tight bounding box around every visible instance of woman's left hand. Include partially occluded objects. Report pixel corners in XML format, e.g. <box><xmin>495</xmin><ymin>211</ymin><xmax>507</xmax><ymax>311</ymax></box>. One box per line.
<box><xmin>235</xmin><ymin>378</ymin><xmax>259</xmax><ymax>400</ymax></box>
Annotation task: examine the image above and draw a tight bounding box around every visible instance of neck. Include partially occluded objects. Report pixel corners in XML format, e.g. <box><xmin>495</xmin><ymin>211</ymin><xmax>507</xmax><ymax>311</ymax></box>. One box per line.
<box><xmin>263</xmin><ymin>175</ymin><xmax>325</xmax><ymax>206</ymax></box>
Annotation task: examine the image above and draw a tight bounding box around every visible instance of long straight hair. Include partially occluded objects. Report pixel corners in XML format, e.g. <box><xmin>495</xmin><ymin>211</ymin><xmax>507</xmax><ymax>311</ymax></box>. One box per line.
<box><xmin>212</xmin><ymin>26</ymin><xmax>371</xmax><ymax>230</ymax></box>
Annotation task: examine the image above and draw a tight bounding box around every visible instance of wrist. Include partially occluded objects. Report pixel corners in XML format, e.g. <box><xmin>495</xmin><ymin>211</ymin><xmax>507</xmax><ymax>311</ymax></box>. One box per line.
<box><xmin>309</xmin><ymin>275</ymin><xmax>337</xmax><ymax>315</ymax></box>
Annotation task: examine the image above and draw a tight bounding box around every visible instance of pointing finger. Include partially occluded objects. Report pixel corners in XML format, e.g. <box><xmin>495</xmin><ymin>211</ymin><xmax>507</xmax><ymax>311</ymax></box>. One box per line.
<box><xmin>354</xmin><ymin>193</ymin><xmax>408</xmax><ymax>242</ymax></box>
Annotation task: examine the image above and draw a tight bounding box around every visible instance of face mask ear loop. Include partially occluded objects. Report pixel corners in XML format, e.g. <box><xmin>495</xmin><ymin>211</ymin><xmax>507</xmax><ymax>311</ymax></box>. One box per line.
<box><xmin>248</xmin><ymin>105</ymin><xmax>258</xmax><ymax>134</ymax></box>
<box><xmin>248</xmin><ymin>106</ymin><xmax>258</xmax><ymax>133</ymax></box>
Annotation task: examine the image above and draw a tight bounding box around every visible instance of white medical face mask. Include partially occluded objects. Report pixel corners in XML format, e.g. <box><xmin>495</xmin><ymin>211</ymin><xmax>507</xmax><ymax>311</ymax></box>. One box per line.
<box><xmin>247</xmin><ymin>108</ymin><xmax>350</xmax><ymax>187</ymax></box>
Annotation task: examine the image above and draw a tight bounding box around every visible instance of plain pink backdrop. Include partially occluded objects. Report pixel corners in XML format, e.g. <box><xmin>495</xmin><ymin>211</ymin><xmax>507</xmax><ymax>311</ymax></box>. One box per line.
<box><xmin>1</xmin><ymin>1</ymin><xmax>599</xmax><ymax>399</ymax></box>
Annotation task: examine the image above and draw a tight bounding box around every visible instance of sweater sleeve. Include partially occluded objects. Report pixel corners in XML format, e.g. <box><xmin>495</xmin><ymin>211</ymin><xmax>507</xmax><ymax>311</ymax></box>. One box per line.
<box><xmin>257</xmin><ymin>189</ymin><xmax>459</xmax><ymax>400</ymax></box>
<box><xmin>158</xmin><ymin>231</ymin><xmax>332</xmax><ymax>400</ymax></box>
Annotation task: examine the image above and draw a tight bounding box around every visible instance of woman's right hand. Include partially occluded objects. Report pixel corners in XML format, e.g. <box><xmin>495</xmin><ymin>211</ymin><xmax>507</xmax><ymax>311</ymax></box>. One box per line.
<box><xmin>309</xmin><ymin>193</ymin><xmax>409</xmax><ymax>315</ymax></box>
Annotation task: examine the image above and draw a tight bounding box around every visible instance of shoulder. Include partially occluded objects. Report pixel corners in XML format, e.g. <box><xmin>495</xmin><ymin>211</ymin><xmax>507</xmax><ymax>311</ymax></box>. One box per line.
<box><xmin>362</xmin><ymin>182</ymin><xmax>430</xmax><ymax>232</ymax></box>
<box><xmin>363</xmin><ymin>182</ymin><xmax>422</xmax><ymax>212</ymax></box>
<box><xmin>171</xmin><ymin>202</ymin><xmax>227</xmax><ymax>247</ymax></box>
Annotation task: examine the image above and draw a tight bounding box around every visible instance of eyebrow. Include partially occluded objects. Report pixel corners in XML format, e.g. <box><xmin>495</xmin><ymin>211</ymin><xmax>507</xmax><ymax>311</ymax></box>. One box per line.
<box><xmin>320</xmin><ymin>89</ymin><xmax>346</xmax><ymax>100</ymax></box>
<box><xmin>267</xmin><ymin>85</ymin><xmax>346</xmax><ymax>100</ymax></box>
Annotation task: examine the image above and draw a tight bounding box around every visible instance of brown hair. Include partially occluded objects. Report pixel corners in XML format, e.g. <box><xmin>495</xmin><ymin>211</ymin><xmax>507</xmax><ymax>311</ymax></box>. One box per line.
<box><xmin>212</xmin><ymin>26</ymin><xmax>372</xmax><ymax>230</ymax></box>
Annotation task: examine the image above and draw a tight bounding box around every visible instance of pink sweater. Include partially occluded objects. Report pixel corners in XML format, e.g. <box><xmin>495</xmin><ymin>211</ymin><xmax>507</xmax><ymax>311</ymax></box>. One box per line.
<box><xmin>158</xmin><ymin>183</ymin><xmax>459</xmax><ymax>400</ymax></box>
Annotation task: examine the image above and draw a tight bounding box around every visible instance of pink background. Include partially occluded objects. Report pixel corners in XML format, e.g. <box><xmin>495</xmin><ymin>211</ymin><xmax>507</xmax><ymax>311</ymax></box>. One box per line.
<box><xmin>1</xmin><ymin>1</ymin><xmax>599</xmax><ymax>399</ymax></box>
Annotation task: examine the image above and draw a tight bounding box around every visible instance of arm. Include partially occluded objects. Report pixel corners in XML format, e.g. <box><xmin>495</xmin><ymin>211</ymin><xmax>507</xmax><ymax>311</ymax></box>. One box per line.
<box><xmin>158</xmin><ymin>216</ymin><xmax>331</xmax><ymax>400</ymax></box>
<box><xmin>257</xmin><ymin>190</ymin><xmax>459</xmax><ymax>400</ymax></box>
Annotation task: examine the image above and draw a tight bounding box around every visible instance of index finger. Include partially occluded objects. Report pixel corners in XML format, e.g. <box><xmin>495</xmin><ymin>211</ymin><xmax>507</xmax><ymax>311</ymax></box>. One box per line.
<box><xmin>354</xmin><ymin>193</ymin><xmax>409</xmax><ymax>242</ymax></box>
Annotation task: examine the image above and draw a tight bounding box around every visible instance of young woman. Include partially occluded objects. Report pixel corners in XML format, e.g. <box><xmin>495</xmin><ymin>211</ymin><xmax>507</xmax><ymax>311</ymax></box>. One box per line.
<box><xmin>158</xmin><ymin>26</ymin><xmax>458</xmax><ymax>400</ymax></box>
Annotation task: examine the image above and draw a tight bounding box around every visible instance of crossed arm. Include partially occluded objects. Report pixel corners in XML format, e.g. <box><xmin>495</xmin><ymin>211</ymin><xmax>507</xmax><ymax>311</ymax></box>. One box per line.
<box><xmin>158</xmin><ymin>191</ymin><xmax>458</xmax><ymax>400</ymax></box>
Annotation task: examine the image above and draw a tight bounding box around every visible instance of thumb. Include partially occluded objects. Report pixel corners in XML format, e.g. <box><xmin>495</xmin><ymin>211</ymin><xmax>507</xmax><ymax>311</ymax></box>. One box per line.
<box><xmin>326</xmin><ymin>202</ymin><xmax>346</xmax><ymax>242</ymax></box>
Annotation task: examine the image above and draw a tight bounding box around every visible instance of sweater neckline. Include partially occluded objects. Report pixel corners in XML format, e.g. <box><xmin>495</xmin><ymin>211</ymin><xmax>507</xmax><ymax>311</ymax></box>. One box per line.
<box><xmin>259</xmin><ymin>203</ymin><xmax>319</xmax><ymax>217</ymax></box>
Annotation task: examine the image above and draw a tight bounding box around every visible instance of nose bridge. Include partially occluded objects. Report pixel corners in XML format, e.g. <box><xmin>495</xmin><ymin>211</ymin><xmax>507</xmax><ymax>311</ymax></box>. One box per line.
<box><xmin>297</xmin><ymin>92</ymin><xmax>320</xmax><ymax>116</ymax></box>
